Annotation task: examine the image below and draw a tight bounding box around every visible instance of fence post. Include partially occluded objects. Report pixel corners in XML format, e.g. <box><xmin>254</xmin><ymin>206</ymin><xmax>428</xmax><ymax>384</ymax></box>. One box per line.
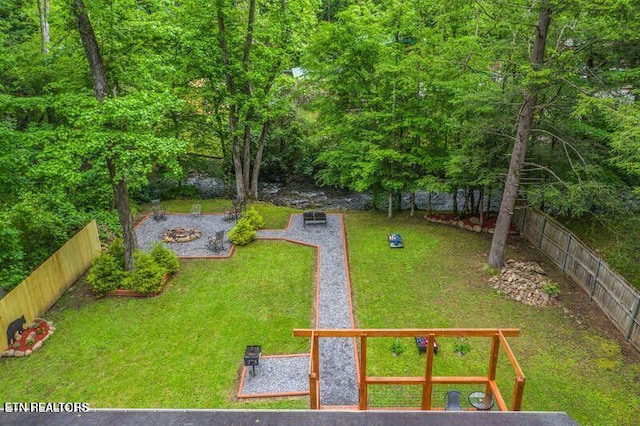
<box><xmin>590</xmin><ymin>259</ymin><xmax>601</xmax><ymax>302</ymax></box>
<box><xmin>537</xmin><ymin>217</ymin><xmax>547</xmax><ymax>249</ymax></box>
<box><xmin>560</xmin><ymin>234</ymin><xmax>572</xmax><ymax>273</ymax></box>
<box><xmin>626</xmin><ymin>297</ymin><xmax>640</xmax><ymax>341</ymax></box>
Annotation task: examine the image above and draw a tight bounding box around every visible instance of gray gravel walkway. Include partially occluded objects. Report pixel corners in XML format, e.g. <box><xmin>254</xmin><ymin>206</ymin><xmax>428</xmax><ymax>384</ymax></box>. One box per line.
<box><xmin>259</xmin><ymin>214</ymin><xmax>358</xmax><ymax>406</ymax></box>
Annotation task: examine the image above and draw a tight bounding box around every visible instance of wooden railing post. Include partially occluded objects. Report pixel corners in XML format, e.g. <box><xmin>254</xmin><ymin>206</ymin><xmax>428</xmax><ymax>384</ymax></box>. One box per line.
<box><xmin>359</xmin><ymin>334</ymin><xmax>368</xmax><ymax>410</ymax></box>
<box><xmin>512</xmin><ymin>377</ymin><xmax>525</xmax><ymax>411</ymax></box>
<box><xmin>311</xmin><ymin>332</ymin><xmax>320</xmax><ymax>409</ymax></box>
<box><xmin>486</xmin><ymin>333</ymin><xmax>500</xmax><ymax>396</ymax></box>
<box><xmin>420</xmin><ymin>334</ymin><xmax>436</xmax><ymax>410</ymax></box>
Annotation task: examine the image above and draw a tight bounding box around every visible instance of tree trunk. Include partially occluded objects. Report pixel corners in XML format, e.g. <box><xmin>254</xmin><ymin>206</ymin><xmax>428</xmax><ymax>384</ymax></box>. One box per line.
<box><xmin>216</xmin><ymin>1</ymin><xmax>246</xmax><ymax>201</ymax></box>
<box><xmin>37</xmin><ymin>0</ymin><xmax>50</xmax><ymax>54</ymax></box>
<box><xmin>73</xmin><ymin>0</ymin><xmax>138</xmax><ymax>271</ymax></box>
<box><xmin>479</xmin><ymin>188</ymin><xmax>485</xmax><ymax>227</ymax></box>
<box><xmin>452</xmin><ymin>189</ymin><xmax>458</xmax><ymax>215</ymax></box>
<box><xmin>388</xmin><ymin>191</ymin><xmax>393</xmax><ymax>218</ymax></box>
<box><xmin>410</xmin><ymin>192</ymin><xmax>415</xmax><ymax>217</ymax></box>
<box><xmin>73</xmin><ymin>0</ymin><xmax>109</xmax><ymax>102</ymax></box>
<box><xmin>250</xmin><ymin>121</ymin><xmax>270</xmax><ymax>199</ymax></box>
<box><xmin>488</xmin><ymin>7</ymin><xmax>552</xmax><ymax>269</ymax></box>
<box><xmin>107</xmin><ymin>158</ymin><xmax>138</xmax><ymax>272</ymax></box>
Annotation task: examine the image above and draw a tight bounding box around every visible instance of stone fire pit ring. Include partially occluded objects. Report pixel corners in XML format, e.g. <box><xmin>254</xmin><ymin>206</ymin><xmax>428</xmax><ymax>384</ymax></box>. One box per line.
<box><xmin>163</xmin><ymin>228</ymin><xmax>202</xmax><ymax>243</ymax></box>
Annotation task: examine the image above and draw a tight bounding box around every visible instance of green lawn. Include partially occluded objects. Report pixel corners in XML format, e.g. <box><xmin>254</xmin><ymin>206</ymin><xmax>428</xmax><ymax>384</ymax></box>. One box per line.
<box><xmin>346</xmin><ymin>211</ymin><xmax>640</xmax><ymax>425</ymax></box>
<box><xmin>0</xmin><ymin>240</ymin><xmax>314</xmax><ymax>409</ymax></box>
<box><xmin>1</xmin><ymin>205</ymin><xmax>638</xmax><ymax>424</ymax></box>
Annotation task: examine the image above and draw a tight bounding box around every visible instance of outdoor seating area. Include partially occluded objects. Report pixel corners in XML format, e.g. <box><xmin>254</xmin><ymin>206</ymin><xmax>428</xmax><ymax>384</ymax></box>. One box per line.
<box><xmin>302</xmin><ymin>211</ymin><xmax>327</xmax><ymax>227</ymax></box>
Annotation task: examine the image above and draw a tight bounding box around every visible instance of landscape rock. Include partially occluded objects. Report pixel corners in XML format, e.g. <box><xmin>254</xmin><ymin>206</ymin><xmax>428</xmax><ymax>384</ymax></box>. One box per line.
<box><xmin>487</xmin><ymin>260</ymin><xmax>560</xmax><ymax>307</ymax></box>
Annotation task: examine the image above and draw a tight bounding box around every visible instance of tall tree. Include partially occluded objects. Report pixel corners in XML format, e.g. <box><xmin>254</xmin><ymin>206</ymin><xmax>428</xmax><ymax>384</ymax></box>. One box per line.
<box><xmin>37</xmin><ymin>0</ymin><xmax>50</xmax><ymax>54</ymax></box>
<box><xmin>72</xmin><ymin>0</ymin><xmax>138</xmax><ymax>271</ymax></box>
<box><xmin>488</xmin><ymin>5</ymin><xmax>552</xmax><ymax>268</ymax></box>
<box><xmin>183</xmin><ymin>0</ymin><xmax>318</xmax><ymax>201</ymax></box>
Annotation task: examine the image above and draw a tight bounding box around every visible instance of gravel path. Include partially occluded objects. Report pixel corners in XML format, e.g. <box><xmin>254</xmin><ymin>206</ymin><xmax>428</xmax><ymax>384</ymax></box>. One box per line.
<box><xmin>135</xmin><ymin>213</ymin><xmax>358</xmax><ymax>406</ymax></box>
<box><xmin>259</xmin><ymin>214</ymin><xmax>358</xmax><ymax>406</ymax></box>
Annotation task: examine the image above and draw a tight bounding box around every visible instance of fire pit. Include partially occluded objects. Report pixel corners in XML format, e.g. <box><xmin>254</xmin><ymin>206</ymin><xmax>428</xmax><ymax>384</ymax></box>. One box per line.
<box><xmin>163</xmin><ymin>228</ymin><xmax>202</xmax><ymax>243</ymax></box>
<box><xmin>244</xmin><ymin>345</ymin><xmax>261</xmax><ymax>376</ymax></box>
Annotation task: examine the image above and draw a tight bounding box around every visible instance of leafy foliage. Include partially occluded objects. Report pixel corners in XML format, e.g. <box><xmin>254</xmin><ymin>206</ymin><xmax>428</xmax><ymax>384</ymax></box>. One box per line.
<box><xmin>228</xmin><ymin>217</ymin><xmax>258</xmax><ymax>246</ymax></box>
<box><xmin>150</xmin><ymin>242</ymin><xmax>180</xmax><ymax>275</ymax></box>
<box><xmin>86</xmin><ymin>251</ymin><xmax>126</xmax><ymax>297</ymax></box>
<box><xmin>121</xmin><ymin>251</ymin><xmax>166</xmax><ymax>295</ymax></box>
<box><xmin>88</xmin><ymin>240</ymin><xmax>179</xmax><ymax>297</ymax></box>
<box><xmin>242</xmin><ymin>207</ymin><xmax>265</xmax><ymax>230</ymax></box>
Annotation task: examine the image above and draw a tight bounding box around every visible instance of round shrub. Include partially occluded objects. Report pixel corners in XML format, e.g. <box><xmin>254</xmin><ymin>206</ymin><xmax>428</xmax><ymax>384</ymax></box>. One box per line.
<box><xmin>121</xmin><ymin>251</ymin><xmax>165</xmax><ymax>295</ymax></box>
<box><xmin>228</xmin><ymin>217</ymin><xmax>257</xmax><ymax>246</ymax></box>
<box><xmin>87</xmin><ymin>251</ymin><xmax>126</xmax><ymax>297</ymax></box>
<box><xmin>242</xmin><ymin>207</ymin><xmax>265</xmax><ymax>230</ymax></box>
<box><xmin>150</xmin><ymin>243</ymin><xmax>179</xmax><ymax>274</ymax></box>
<box><xmin>105</xmin><ymin>238</ymin><xmax>125</xmax><ymax>269</ymax></box>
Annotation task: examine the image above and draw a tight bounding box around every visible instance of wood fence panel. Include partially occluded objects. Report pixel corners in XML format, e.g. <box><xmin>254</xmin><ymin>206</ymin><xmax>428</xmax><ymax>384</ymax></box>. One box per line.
<box><xmin>513</xmin><ymin>208</ymin><xmax>640</xmax><ymax>353</ymax></box>
<box><xmin>0</xmin><ymin>221</ymin><xmax>100</xmax><ymax>350</ymax></box>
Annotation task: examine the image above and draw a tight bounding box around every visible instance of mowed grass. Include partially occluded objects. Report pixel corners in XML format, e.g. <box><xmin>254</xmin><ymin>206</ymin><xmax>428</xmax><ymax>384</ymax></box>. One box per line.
<box><xmin>2</xmin><ymin>204</ymin><xmax>639</xmax><ymax>422</ymax></box>
<box><xmin>140</xmin><ymin>199</ymin><xmax>298</xmax><ymax>229</ymax></box>
<box><xmin>346</xmin><ymin>211</ymin><xmax>640</xmax><ymax>425</ymax></box>
<box><xmin>0</xmin><ymin>240</ymin><xmax>314</xmax><ymax>409</ymax></box>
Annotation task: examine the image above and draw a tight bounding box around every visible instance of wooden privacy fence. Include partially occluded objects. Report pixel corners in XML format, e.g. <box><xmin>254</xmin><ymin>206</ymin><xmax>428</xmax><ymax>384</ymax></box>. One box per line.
<box><xmin>513</xmin><ymin>208</ymin><xmax>640</xmax><ymax>352</ymax></box>
<box><xmin>294</xmin><ymin>328</ymin><xmax>524</xmax><ymax>411</ymax></box>
<box><xmin>0</xmin><ymin>220</ymin><xmax>101</xmax><ymax>350</ymax></box>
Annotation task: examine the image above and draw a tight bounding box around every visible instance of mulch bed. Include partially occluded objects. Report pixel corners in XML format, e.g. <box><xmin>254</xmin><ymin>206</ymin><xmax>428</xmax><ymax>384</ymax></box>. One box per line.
<box><xmin>2</xmin><ymin>318</ymin><xmax>55</xmax><ymax>357</ymax></box>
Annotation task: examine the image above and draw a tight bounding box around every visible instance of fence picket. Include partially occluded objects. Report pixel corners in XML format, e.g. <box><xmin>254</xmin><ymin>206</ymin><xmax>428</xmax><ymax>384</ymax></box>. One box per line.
<box><xmin>513</xmin><ymin>208</ymin><xmax>640</xmax><ymax>353</ymax></box>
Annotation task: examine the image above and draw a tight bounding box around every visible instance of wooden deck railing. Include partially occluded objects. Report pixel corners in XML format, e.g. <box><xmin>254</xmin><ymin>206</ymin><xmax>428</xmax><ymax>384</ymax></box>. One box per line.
<box><xmin>294</xmin><ymin>328</ymin><xmax>524</xmax><ymax>411</ymax></box>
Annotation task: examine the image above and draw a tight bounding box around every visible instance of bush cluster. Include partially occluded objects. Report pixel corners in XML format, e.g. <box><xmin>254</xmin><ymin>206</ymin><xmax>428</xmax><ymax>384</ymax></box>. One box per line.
<box><xmin>87</xmin><ymin>240</ymin><xmax>179</xmax><ymax>297</ymax></box>
<box><xmin>228</xmin><ymin>207</ymin><xmax>265</xmax><ymax>246</ymax></box>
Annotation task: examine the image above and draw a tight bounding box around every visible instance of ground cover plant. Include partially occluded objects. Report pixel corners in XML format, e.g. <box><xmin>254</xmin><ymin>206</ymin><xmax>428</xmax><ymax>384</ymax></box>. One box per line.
<box><xmin>346</xmin><ymin>210</ymin><xmax>640</xmax><ymax>425</ymax></box>
<box><xmin>0</xmin><ymin>239</ymin><xmax>313</xmax><ymax>409</ymax></box>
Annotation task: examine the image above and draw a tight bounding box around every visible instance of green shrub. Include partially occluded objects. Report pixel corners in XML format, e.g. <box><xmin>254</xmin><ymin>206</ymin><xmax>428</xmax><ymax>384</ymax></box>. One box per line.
<box><xmin>542</xmin><ymin>281</ymin><xmax>561</xmax><ymax>298</ymax></box>
<box><xmin>390</xmin><ymin>338</ymin><xmax>405</xmax><ymax>355</ymax></box>
<box><xmin>121</xmin><ymin>251</ymin><xmax>165</xmax><ymax>295</ymax></box>
<box><xmin>228</xmin><ymin>217</ymin><xmax>257</xmax><ymax>246</ymax></box>
<box><xmin>453</xmin><ymin>338</ymin><xmax>471</xmax><ymax>356</ymax></box>
<box><xmin>105</xmin><ymin>238</ymin><xmax>125</xmax><ymax>269</ymax></box>
<box><xmin>87</xmin><ymin>251</ymin><xmax>126</xmax><ymax>297</ymax></box>
<box><xmin>150</xmin><ymin>243</ymin><xmax>179</xmax><ymax>274</ymax></box>
<box><xmin>242</xmin><ymin>207</ymin><xmax>265</xmax><ymax>230</ymax></box>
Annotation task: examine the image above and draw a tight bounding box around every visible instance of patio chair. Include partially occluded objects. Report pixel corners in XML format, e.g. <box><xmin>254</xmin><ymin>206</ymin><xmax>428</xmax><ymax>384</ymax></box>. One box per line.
<box><xmin>445</xmin><ymin>390</ymin><xmax>463</xmax><ymax>411</ymax></box>
<box><xmin>191</xmin><ymin>204</ymin><xmax>202</xmax><ymax>216</ymax></box>
<box><xmin>208</xmin><ymin>230</ymin><xmax>225</xmax><ymax>253</ymax></box>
